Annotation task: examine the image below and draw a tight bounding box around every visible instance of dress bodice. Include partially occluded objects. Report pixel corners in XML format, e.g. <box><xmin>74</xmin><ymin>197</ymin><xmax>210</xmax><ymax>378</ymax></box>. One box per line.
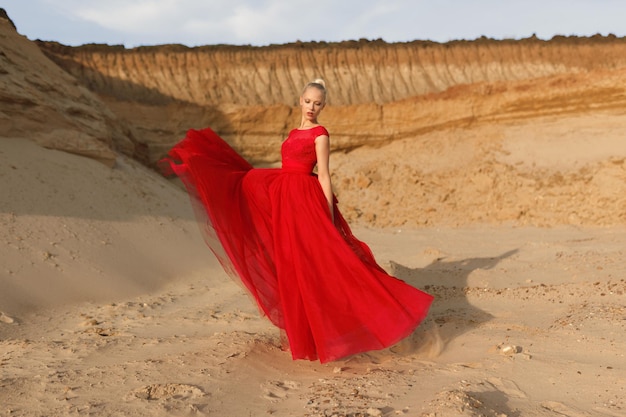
<box><xmin>281</xmin><ymin>126</ymin><xmax>329</xmax><ymax>174</ymax></box>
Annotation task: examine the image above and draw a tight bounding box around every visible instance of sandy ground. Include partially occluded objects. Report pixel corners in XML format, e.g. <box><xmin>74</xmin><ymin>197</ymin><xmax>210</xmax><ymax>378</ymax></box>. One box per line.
<box><xmin>1</xmin><ymin>12</ymin><xmax>625</xmax><ymax>415</ymax></box>
<box><xmin>1</xmin><ymin>138</ymin><xmax>625</xmax><ymax>417</ymax></box>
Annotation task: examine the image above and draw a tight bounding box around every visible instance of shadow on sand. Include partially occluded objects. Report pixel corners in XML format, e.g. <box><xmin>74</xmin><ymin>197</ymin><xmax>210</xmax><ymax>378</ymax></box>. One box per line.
<box><xmin>379</xmin><ymin>249</ymin><xmax>519</xmax><ymax>359</ymax></box>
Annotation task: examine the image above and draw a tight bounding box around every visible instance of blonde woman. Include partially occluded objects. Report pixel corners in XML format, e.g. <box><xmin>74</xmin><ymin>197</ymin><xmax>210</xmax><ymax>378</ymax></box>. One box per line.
<box><xmin>161</xmin><ymin>79</ymin><xmax>433</xmax><ymax>363</ymax></box>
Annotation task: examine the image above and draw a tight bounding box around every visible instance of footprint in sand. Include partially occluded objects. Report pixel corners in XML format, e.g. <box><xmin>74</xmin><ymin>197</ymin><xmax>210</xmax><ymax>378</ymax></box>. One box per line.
<box><xmin>541</xmin><ymin>401</ymin><xmax>591</xmax><ymax>417</ymax></box>
<box><xmin>127</xmin><ymin>383</ymin><xmax>206</xmax><ymax>401</ymax></box>
<box><xmin>79</xmin><ymin>315</ymin><xmax>115</xmax><ymax>336</ymax></box>
<box><xmin>424</xmin><ymin>377</ymin><xmax>529</xmax><ymax>417</ymax></box>
<box><xmin>485</xmin><ymin>377</ymin><xmax>528</xmax><ymax>399</ymax></box>
<box><xmin>262</xmin><ymin>380</ymin><xmax>300</xmax><ymax>402</ymax></box>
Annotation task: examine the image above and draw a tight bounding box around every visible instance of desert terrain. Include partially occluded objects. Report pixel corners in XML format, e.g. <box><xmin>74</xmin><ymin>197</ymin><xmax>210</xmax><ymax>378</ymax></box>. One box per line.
<box><xmin>1</xmin><ymin>8</ymin><xmax>625</xmax><ymax>416</ymax></box>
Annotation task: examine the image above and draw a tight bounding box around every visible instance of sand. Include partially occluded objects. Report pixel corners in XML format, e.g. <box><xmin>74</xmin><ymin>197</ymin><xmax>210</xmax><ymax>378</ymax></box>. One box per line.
<box><xmin>1</xmin><ymin>9</ymin><xmax>626</xmax><ymax>416</ymax></box>
<box><xmin>1</xmin><ymin>136</ymin><xmax>625</xmax><ymax>417</ymax></box>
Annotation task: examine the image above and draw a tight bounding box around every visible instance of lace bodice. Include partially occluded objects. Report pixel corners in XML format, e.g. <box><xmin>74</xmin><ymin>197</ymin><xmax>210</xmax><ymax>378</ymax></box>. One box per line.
<box><xmin>281</xmin><ymin>126</ymin><xmax>329</xmax><ymax>174</ymax></box>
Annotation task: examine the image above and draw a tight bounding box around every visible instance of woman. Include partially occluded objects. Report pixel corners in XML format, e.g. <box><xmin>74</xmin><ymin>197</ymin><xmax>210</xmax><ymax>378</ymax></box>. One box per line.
<box><xmin>161</xmin><ymin>79</ymin><xmax>433</xmax><ymax>363</ymax></box>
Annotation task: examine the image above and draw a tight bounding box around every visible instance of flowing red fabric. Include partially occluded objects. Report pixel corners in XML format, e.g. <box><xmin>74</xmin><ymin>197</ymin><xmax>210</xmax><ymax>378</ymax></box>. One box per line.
<box><xmin>160</xmin><ymin>126</ymin><xmax>433</xmax><ymax>363</ymax></box>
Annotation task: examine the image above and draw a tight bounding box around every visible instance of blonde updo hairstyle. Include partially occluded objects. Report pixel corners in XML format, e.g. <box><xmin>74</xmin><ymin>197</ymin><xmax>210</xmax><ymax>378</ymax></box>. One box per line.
<box><xmin>302</xmin><ymin>78</ymin><xmax>327</xmax><ymax>104</ymax></box>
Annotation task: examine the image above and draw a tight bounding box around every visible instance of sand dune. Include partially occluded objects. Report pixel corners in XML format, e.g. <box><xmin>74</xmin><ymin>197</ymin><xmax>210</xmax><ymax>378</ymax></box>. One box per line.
<box><xmin>1</xmin><ymin>8</ymin><xmax>625</xmax><ymax>416</ymax></box>
<box><xmin>0</xmin><ymin>138</ymin><xmax>210</xmax><ymax>315</ymax></box>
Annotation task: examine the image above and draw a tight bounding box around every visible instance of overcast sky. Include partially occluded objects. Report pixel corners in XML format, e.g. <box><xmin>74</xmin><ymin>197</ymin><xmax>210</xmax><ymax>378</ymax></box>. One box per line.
<box><xmin>4</xmin><ymin>1</ymin><xmax>626</xmax><ymax>48</ymax></box>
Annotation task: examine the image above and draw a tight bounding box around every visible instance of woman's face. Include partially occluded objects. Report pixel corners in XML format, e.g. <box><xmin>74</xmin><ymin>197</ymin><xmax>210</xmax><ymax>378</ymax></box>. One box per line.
<box><xmin>299</xmin><ymin>87</ymin><xmax>325</xmax><ymax>123</ymax></box>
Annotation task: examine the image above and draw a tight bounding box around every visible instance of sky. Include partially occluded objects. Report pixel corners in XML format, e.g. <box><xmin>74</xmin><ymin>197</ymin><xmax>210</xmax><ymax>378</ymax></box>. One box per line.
<box><xmin>3</xmin><ymin>0</ymin><xmax>626</xmax><ymax>48</ymax></box>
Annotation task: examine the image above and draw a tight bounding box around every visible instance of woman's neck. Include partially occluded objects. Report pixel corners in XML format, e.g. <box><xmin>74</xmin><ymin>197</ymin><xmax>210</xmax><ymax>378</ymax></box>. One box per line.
<box><xmin>299</xmin><ymin>119</ymin><xmax>318</xmax><ymax>129</ymax></box>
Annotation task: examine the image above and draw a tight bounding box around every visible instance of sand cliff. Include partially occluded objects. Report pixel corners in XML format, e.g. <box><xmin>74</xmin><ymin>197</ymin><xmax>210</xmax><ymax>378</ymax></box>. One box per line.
<box><xmin>34</xmin><ymin>28</ymin><xmax>626</xmax><ymax>228</ymax></box>
<box><xmin>37</xmin><ymin>36</ymin><xmax>626</xmax><ymax>107</ymax></box>
<box><xmin>37</xmin><ymin>34</ymin><xmax>626</xmax><ymax>165</ymax></box>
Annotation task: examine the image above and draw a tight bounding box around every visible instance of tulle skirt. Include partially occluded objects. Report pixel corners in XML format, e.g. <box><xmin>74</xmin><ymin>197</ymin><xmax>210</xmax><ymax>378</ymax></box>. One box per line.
<box><xmin>160</xmin><ymin>127</ymin><xmax>433</xmax><ymax>363</ymax></box>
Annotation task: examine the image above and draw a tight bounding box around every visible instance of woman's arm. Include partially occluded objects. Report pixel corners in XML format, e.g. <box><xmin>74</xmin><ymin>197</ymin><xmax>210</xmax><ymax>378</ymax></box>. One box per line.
<box><xmin>315</xmin><ymin>134</ymin><xmax>334</xmax><ymax>222</ymax></box>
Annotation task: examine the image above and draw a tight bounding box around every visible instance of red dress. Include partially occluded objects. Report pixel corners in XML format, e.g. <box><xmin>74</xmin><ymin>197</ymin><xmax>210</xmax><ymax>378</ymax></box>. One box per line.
<box><xmin>161</xmin><ymin>125</ymin><xmax>433</xmax><ymax>363</ymax></box>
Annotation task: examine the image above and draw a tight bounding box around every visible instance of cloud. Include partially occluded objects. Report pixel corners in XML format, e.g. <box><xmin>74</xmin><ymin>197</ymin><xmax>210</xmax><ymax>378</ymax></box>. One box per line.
<box><xmin>14</xmin><ymin>0</ymin><xmax>626</xmax><ymax>47</ymax></box>
<box><xmin>38</xmin><ymin>0</ymin><xmax>434</xmax><ymax>45</ymax></box>
<box><xmin>41</xmin><ymin>0</ymin><xmax>314</xmax><ymax>45</ymax></box>
<box><xmin>46</xmin><ymin>0</ymin><xmax>186</xmax><ymax>32</ymax></box>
